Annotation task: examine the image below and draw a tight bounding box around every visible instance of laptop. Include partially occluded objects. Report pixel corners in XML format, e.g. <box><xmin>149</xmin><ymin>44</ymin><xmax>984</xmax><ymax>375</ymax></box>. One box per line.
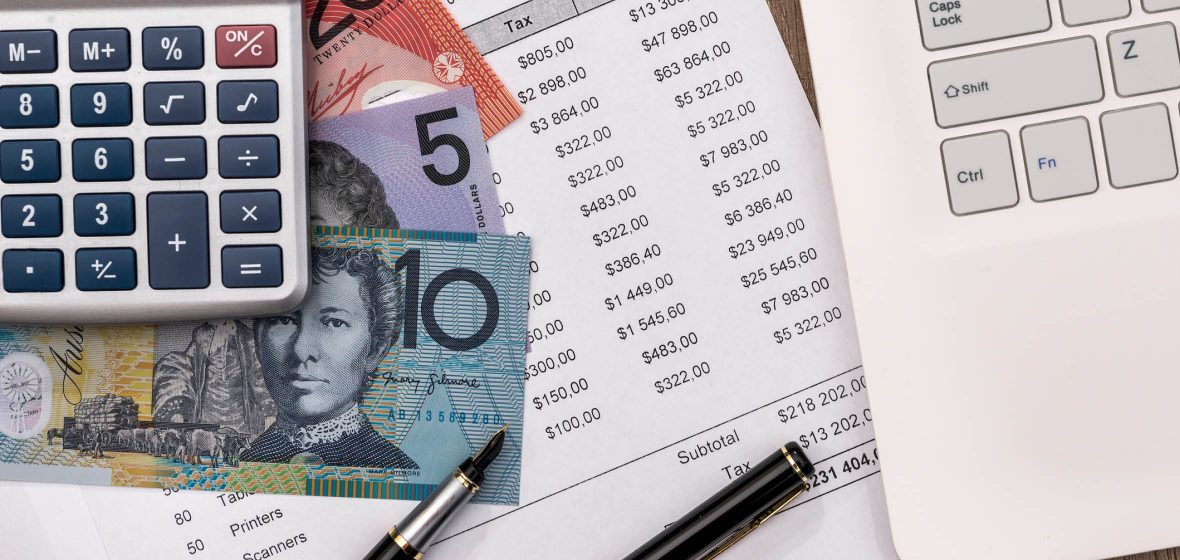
<box><xmin>802</xmin><ymin>2</ymin><xmax>1180</xmax><ymax>559</ymax></box>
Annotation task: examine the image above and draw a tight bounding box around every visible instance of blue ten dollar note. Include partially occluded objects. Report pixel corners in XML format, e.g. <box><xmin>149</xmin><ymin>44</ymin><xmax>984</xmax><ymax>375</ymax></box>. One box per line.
<box><xmin>0</xmin><ymin>227</ymin><xmax>529</xmax><ymax>505</ymax></box>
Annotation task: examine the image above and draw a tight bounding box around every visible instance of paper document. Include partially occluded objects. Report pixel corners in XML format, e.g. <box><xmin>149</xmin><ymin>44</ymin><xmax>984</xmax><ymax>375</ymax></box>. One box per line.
<box><xmin>80</xmin><ymin>1</ymin><xmax>898</xmax><ymax>558</ymax></box>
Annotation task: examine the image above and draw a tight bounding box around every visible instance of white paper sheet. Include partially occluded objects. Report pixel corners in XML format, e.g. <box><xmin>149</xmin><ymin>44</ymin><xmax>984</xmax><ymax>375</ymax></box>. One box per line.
<box><xmin>77</xmin><ymin>1</ymin><xmax>899</xmax><ymax>558</ymax></box>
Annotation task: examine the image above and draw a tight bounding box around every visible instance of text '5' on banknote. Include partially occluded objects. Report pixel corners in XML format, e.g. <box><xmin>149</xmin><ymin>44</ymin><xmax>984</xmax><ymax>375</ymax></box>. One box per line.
<box><xmin>304</xmin><ymin>0</ymin><xmax>522</xmax><ymax>139</ymax></box>
<box><xmin>0</xmin><ymin>229</ymin><xmax>531</xmax><ymax>505</ymax></box>
<box><xmin>312</xmin><ymin>87</ymin><xmax>504</xmax><ymax>235</ymax></box>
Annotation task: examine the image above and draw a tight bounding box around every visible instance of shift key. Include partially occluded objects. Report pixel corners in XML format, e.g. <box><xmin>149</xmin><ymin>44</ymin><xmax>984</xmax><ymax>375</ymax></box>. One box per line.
<box><xmin>928</xmin><ymin>37</ymin><xmax>1104</xmax><ymax>128</ymax></box>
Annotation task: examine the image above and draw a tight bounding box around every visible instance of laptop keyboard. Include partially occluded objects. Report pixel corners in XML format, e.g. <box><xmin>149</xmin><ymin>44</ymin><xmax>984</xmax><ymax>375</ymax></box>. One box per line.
<box><xmin>923</xmin><ymin>1</ymin><xmax>1180</xmax><ymax>215</ymax></box>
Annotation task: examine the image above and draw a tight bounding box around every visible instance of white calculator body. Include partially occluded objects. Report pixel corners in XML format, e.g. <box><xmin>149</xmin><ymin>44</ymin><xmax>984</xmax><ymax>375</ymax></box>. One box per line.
<box><xmin>0</xmin><ymin>0</ymin><xmax>308</xmax><ymax>324</ymax></box>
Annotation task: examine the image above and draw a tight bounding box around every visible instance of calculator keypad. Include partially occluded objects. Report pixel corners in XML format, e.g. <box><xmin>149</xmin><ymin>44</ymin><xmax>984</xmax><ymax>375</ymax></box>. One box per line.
<box><xmin>0</xmin><ymin>3</ymin><xmax>307</xmax><ymax>324</ymax></box>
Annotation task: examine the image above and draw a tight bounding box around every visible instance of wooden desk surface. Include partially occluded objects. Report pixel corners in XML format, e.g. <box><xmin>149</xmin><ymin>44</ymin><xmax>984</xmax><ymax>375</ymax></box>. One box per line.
<box><xmin>764</xmin><ymin>2</ymin><xmax>1177</xmax><ymax>560</ymax></box>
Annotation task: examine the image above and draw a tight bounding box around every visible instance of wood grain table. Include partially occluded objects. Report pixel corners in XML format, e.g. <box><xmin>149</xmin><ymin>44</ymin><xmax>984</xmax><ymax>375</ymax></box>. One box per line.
<box><xmin>763</xmin><ymin>2</ymin><xmax>1177</xmax><ymax>559</ymax></box>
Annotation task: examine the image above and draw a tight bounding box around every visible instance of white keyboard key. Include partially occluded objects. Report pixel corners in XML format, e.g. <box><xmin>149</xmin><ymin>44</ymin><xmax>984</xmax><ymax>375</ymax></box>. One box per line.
<box><xmin>916</xmin><ymin>0</ymin><xmax>1051</xmax><ymax>50</ymax></box>
<box><xmin>1100</xmin><ymin>103</ymin><xmax>1178</xmax><ymax>188</ymax></box>
<box><xmin>1020</xmin><ymin>117</ymin><xmax>1098</xmax><ymax>201</ymax></box>
<box><xmin>1108</xmin><ymin>23</ymin><xmax>1180</xmax><ymax>96</ymax></box>
<box><xmin>942</xmin><ymin>131</ymin><xmax>1020</xmax><ymax>215</ymax></box>
<box><xmin>1060</xmin><ymin>0</ymin><xmax>1131</xmax><ymax>25</ymax></box>
<box><xmin>1143</xmin><ymin>0</ymin><xmax>1180</xmax><ymax>13</ymax></box>
<box><xmin>929</xmin><ymin>37</ymin><xmax>1104</xmax><ymax>128</ymax></box>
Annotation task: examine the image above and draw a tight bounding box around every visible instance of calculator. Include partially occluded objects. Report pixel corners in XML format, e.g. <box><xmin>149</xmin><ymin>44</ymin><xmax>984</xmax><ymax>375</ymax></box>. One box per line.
<box><xmin>0</xmin><ymin>0</ymin><xmax>308</xmax><ymax>324</ymax></box>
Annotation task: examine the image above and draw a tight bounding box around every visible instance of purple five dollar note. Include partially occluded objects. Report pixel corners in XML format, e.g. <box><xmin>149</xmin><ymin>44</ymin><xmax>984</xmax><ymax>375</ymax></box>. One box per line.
<box><xmin>310</xmin><ymin>87</ymin><xmax>504</xmax><ymax>234</ymax></box>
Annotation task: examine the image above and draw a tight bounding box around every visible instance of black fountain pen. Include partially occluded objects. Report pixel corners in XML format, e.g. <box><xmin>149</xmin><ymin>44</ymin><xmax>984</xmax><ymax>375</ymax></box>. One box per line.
<box><xmin>363</xmin><ymin>425</ymin><xmax>508</xmax><ymax>560</ymax></box>
<box><xmin>625</xmin><ymin>442</ymin><xmax>816</xmax><ymax>560</ymax></box>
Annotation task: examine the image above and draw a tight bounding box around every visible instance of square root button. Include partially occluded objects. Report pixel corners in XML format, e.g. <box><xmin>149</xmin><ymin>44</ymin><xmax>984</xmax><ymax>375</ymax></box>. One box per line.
<box><xmin>941</xmin><ymin>131</ymin><xmax>1020</xmax><ymax>216</ymax></box>
<box><xmin>223</xmin><ymin>245</ymin><xmax>282</xmax><ymax>288</ymax></box>
<box><xmin>216</xmin><ymin>25</ymin><xmax>276</xmax><ymax>68</ymax></box>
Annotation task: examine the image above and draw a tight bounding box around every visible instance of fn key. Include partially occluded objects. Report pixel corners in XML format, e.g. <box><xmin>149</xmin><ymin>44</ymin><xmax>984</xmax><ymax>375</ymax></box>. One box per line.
<box><xmin>148</xmin><ymin>192</ymin><xmax>209</xmax><ymax>289</ymax></box>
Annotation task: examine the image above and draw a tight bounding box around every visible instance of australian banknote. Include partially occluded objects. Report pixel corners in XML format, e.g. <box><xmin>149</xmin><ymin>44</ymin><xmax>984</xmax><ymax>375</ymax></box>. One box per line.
<box><xmin>312</xmin><ymin>87</ymin><xmax>503</xmax><ymax>235</ymax></box>
<box><xmin>304</xmin><ymin>0</ymin><xmax>522</xmax><ymax>138</ymax></box>
<box><xmin>0</xmin><ymin>227</ymin><xmax>529</xmax><ymax>505</ymax></box>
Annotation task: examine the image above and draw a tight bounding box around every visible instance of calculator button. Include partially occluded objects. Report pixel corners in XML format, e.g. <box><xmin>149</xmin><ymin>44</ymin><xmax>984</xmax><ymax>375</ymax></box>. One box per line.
<box><xmin>0</xmin><ymin>86</ymin><xmax>59</xmax><ymax>129</ymax></box>
<box><xmin>0</xmin><ymin>140</ymin><xmax>60</xmax><ymax>184</ymax></box>
<box><xmin>76</xmin><ymin>248</ymin><xmax>137</xmax><ymax>292</ymax></box>
<box><xmin>148</xmin><ymin>192</ymin><xmax>209</xmax><ymax>290</ymax></box>
<box><xmin>0</xmin><ymin>30</ymin><xmax>57</xmax><ymax>74</ymax></box>
<box><xmin>218</xmin><ymin>81</ymin><xmax>279</xmax><ymax>124</ymax></box>
<box><xmin>221</xmin><ymin>190</ymin><xmax>281</xmax><ymax>233</ymax></box>
<box><xmin>144</xmin><ymin>82</ymin><xmax>206</xmax><ymax>126</ymax></box>
<box><xmin>3</xmin><ymin>250</ymin><xmax>63</xmax><ymax>293</ymax></box>
<box><xmin>71</xmin><ymin>84</ymin><xmax>132</xmax><ymax>127</ymax></box>
<box><xmin>142</xmin><ymin>27</ymin><xmax>204</xmax><ymax>71</ymax></box>
<box><xmin>215</xmin><ymin>25</ymin><xmax>277</xmax><ymax>69</ymax></box>
<box><xmin>219</xmin><ymin>136</ymin><xmax>279</xmax><ymax>179</ymax></box>
<box><xmin>1</xmin><ymin>195</ymin><xmax>62</xmax><ymax>238</ymax></box>
<box><xmin>73</xmin><ymin>139</ymin><xmax>134</xmax><ymax>182</ymax></box>
<box><xmin>222</xmin><ymin>245</ymin><xmax>282</xmax><ymax>288</ymax></box>
<box><xmin>74</xmin><ymin>193</ymin><xmax>135</xmax><ymax>237</ymax></box>
<box><xmin>69</xmin><ymin>29</ymin><xmax>131</xmax><ymax>72</ymax></box>
<box><xmin>146</xmin><ymin>137</ymin><xmax>207</xmax><ymax>181</ymax></box>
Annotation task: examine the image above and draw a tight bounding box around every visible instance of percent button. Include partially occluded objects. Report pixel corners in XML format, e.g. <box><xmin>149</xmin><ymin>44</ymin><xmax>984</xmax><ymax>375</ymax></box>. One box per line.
<box><xmin>216</xmin><ymin>25</ymin><xmax>276</xmax><ymax>69</ymax></box>
<box><xmin>143</xmin><ymin>27</ymin><xmax>204</xmax><ymax>71</ymax></box>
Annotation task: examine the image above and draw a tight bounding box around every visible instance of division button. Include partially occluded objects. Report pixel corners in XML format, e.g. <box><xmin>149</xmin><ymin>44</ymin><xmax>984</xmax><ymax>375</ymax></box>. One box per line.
<box><xmin>3</xmin><ymin>250</ymin><xmax>63</xmax><ymax>293</ymax></box>
<box><xmin>146</xmin><ymin>137</ymin><xmax>207</xmax><ymax>180</ymax></box>
<box><xmin>1</xmin><ymin>195</ymin><xmax>62</xmax><ymax>238</ymax></box>
<box><xmin>221</xmin><ymin>190</ymin><xmax>281</xmax><ymax>233</ymax></box>
<box><xmin>215</xmin><ymin>25</ymin><xmax>276</xmax><ymax>69</ymax></box>
<box><xmin>69</xmin><ymin>28</ymin><xmax>131</xmax><ymax>72</ymax></box>
<box><xmin>148</xmin><ymin>192</ymin><xmax>209</xmax><ymax>289</ymax></box>
<box><xmin>144</xmin><ymin>82</ymin><xmax>206</xmax><ymax>126</ymax></box>
<box><xmin>142</xmin><ymin>27</ymin><xmax>204</xmax><ymax>71</ymax></box>
<box><xmin>76</xmin><ymin>248</ymin><xmax>137</xmax><ymax>291</ymax></box>
<box><xmin>0</xmin><ymin>140</ymin><xmax>60</xmax><ymax>184</ymax></box>
<box><xmin>222</xmin><ymin>245</ymin><xmax>282</xmax><ymax>288</ymax></box>
<box><xmin>71</xmin><ymin>83</ymin><xmax>132</xmax><ymax>127</ymax></box>
<box><xmin>219</xmin><ymin>135</ymin><xmax>279</xmax><ymax>179</ymax></box>
<box><xmin>941</xmin><ymin>130</ymin><xmax>1019</xmax><ymax>215</ymax></box>
<box><xmin>74</xmin><ymin>193</ymin><xmax>135</xmax><ymax>237</ymax></box>
<box><xmin>217</xmin><ymin>80</ymin><xmax>279</xmax><ymax>124</ymax></box>
<box><xmin>0</xmin><ymin>30</ymin><xmax>58</xmax><ymax>74</ymax></box>
<box><xmin>0</xmin><ymin>85</ymin><xmax>59</xmax><ymax>129</ymax></box>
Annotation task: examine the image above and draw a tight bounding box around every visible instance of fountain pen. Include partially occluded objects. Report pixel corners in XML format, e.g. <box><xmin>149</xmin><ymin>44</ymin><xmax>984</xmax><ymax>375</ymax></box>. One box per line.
<box><xmin>362</xmin><ymin>425</ymin><xmax>508</xmax><ymax>560</ymax></box>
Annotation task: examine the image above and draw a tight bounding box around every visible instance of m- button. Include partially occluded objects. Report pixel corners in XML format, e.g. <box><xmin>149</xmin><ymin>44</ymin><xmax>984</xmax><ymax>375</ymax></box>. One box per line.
<box><xmin>0</xmin><ymin>30</ymin><xmax>57</xmax><ymax>74</ymax></box>
<box><xmin>216</xmin><ymin>25</ymin><xmax>277</xmax><ymax>69</ymax></box>
<box><xmin>941</xmin><ymin>131</ymin><xmax>1019</xmax><ymax>215</ymax></box>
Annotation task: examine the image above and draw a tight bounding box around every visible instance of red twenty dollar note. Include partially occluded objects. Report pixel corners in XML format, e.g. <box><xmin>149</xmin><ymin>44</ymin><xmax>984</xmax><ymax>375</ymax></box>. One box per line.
<box><xmin>304</xmin><ymin>0</ymin><xmax>522</xmax><ymax>138</ymax></box>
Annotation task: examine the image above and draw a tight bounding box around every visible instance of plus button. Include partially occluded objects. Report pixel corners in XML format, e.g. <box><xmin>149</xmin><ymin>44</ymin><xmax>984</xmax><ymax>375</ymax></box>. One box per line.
<box><xmin>168</xmin><ymin>233</ymin><xmax>187</xmax><ymax>252</ymax></box>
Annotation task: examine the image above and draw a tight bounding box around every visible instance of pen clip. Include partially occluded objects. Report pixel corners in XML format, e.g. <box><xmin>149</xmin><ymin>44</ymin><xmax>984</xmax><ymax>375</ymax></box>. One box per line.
<box><xmin>699</xmin><ymin>484</ymin><xmax>808</xmax><ymax>560</ymax></box>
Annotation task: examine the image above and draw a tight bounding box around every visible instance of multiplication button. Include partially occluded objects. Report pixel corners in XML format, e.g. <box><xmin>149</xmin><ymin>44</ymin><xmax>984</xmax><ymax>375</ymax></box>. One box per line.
<box><xmin>221</xmin><ymin>190</ymin><xmax>281</xmax><ymax>233</ymax></box>
<box><xmin>148</xmin><ymin>192</ymin><xmax>209</xmax><ymax>289</ymax></box>
<box><xmin>222</xmin><ymin>246</ymin><xmax>282</xmax><ymax>288</ymax></box>
<box><xmin>69</xmin><ymin>28</ymin><xmax>131</xmax><ymax>72</ymax></box>
<box><xmin>0</xmin><ymin>31</ymin><xmax>57</xmax><ymax>74</ymax></box>
<box><xmin>2</xmin><ymin>250</ymin><xmax>63</xmax><ymax>293</ymax></box>
<box><xmin>76</xmin><ymin>248</ymin><xmax>136</xmax><ymax>291</ymax></box>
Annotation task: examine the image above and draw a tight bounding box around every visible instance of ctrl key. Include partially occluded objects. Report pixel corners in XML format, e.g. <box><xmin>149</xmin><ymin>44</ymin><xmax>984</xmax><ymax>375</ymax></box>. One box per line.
<box><xmin>3</xmin><ymin>250</ymin><xmax>63</xmax><ymax>293</ymax></box>
<box><xmin>941</xmin><ymin>131</ymin><xmax>1020</xmax><ymax>216</ymax></box>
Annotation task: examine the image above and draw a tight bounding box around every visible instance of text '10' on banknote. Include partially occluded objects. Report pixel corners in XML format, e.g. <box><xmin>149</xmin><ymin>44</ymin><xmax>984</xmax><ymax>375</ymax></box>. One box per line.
<box><xmin>304</xmin><ymin>0</ymin><xmax>523</xmax><ymax>139</ymax></box>
<box><xmin>0</xmin><ymin>228</ymin><xmax>531</xmax><ymax>505</ymax></box>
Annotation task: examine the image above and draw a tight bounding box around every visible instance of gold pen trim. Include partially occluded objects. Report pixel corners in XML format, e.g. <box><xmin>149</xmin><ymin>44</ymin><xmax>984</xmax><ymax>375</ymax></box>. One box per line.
<box><xmin>454</xmin><ymin>468</ymin><xmax>480</xmax><ymax>493</ymax></box>
<box><xmin>702</xmin><ymin>451</ymin><xmax>812</xmax><ymax>560</ymax></box>
<box><xmin>389</xmin><ymin>528</ymin><xmax>424</xmax><ymax>560</ymax></box>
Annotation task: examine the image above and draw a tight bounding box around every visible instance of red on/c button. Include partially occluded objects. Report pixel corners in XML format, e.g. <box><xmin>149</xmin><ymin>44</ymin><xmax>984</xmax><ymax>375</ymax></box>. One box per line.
<box><xmin>216</xmin><ymin>25</ymin><xmax>277</xmax><ymax>68</ymax></box>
